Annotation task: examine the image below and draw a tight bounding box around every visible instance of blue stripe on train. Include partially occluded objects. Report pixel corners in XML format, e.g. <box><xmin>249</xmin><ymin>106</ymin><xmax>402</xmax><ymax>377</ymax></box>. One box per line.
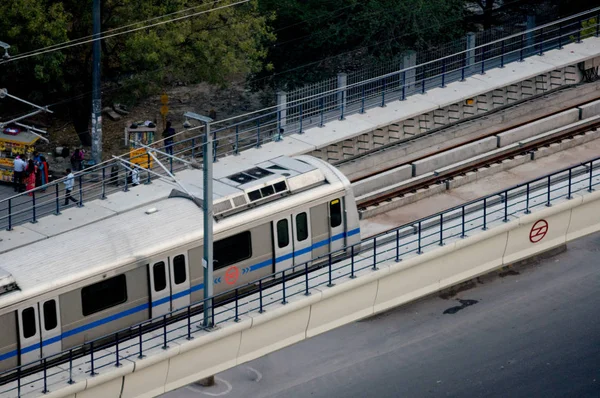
<box><xmin>10</xmin><ymin>227</ymin><xmax>360</xmax><ymax>361</ymax></box>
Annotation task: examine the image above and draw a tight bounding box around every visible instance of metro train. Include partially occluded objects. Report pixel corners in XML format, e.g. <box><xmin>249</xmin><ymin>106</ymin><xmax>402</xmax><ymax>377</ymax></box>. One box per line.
<box><xmin>0</xmin><ymin>155</ymin><xmax>361</xmax><ymax>372</ymax></box>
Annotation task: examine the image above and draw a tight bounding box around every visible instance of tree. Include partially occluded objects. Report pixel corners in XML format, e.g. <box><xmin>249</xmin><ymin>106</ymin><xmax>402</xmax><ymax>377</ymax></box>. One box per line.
<box><xmin>0</xmin><ymin>0</ymin><xmax>274</xmax><ymax>146</ymax></box>
<box><xmin>254</xmin><ymin>0</ymin><xmax>466</xmax><ymax>89</ymax></box>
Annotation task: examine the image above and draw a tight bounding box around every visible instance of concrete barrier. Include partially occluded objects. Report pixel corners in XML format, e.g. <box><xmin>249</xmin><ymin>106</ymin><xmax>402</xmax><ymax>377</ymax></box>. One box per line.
<box><xmin>496</xmin><ymin>108</ymin><xmax>580</xmax><ymax>147</ymax></box>
<box><xmin>412</xmin><ymin>137</ymin><xmax>497</xmax><ymax>176</ymax></box>
<box><xmin>352</xmin><ymin>165</ymin><xmax>412</xmax><ymax>197</ymax></box>
<box><xmin>579</xmin><ymin>98</ymin><xmax>600</xmax><ymax>119</ymax></box>
<box><xmin>40</xmin><ymin>185</ymin><xmax>600</xmax><ymax>398</ymax></box>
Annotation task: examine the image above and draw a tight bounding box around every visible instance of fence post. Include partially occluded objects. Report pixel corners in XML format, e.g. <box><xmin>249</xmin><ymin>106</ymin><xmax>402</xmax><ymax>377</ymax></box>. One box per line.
<box><xmin>500</xmin><ymin>40</ymin><xmax>505</xmax><ymax>68</ymax></box>
<box><xmin>461</xmin><ymin>206</ymin><xmax>466</xmax><ymax>237</ymax></box>
<box><xmin>441</xmin><ymin>58</ymin><xmax>446</xmax><ymax>88</ymax></box>
<box><xmin>360</xmin><ymin>85</ymin><xmax>366</xmax><ymax>113</ymax></box>
<box><xmin>162</xmin><ymin>314</ymin><xmax>169</xmax><ymax>349</ymax></box>
<box><xmin>519</xmin><ymin>34</ymin><xmax>525</xmax><ymax>61</ymax></box>
<box><xmin>234</xmin><ymin>125</ymin><xmax>240</xmax><ymax>155</ymax></box>
<box><xmin>320</xmin><ymin>97</ymin><xmax>325</xmax><ymax>126</ymax></box>
<box><xmin>281</xmin><ymin>272</ymin><xmax>288</xmax><ymax>304</ymax></box>
<box><xmin>351</xmin><ymin>244</ymin><xmax>356</xmax><ymax>277</ymax></box>
<box><xmin>31</xmin><ymin>191</ymin><xmax>37</xmax><ymax>223</ymax></box>
<box><xmin>558</xmin><ymin>22</ymin><xmax>563</xmax><ymax>49</ymax></box>
<box><xmin>546</xmin><ymin>175</ymin><xmax>552</xmax><ymax>207</ymax></box>
<box><xmin>259</xmin><ymin>279</ymin><xmax>264</xmax><ymax>313</ymax></box>
<box><xmin>539</xmin><ymin>27</ymin><xmax>544</xmax><ymax>56</ymax></box>
<box><xmin>589</xmin><ymin>160</ymin><xmax>595</xmax><ymax>192</ymax></box>
<box><xmin>327</xmin><ymin>253</ymin><xmax>334</xmax><ymax>287</ymax></box>
<box><xmin>417</xmin><ymin>221</ymin><xmax>422</xmax><ymax>254</ymax></box>
<box><xmin>395</xmin><ymin>229</ymin><xmax>401</xmax><ymax>262</ymax></box>
<box><xmin>567</xmin><ymin>168</ymin><xmax>573</xmax><ymax>199</ymax></box>
<box><xmin>525</xmin><ymin>182</ymin><xmax>531</xmax><ymax>214</ymax></box>
<box><xmin>401</xmin><ymin>71</ymin><xmax>407</xmax><ymax>100</ymax></box>
<box><xmin>381</xmin><ymin>77</ymin><xmax>387</xmax><ymax>107</ymax></box>
<box><xmin>115</xmin><ymin>333</ymin><xmax>121</xmax><ymax>367</ymax></box>
<box><xmin>276</xmin><ymin>90</ymin><xmax>287</xmax><ymax>136</ymax></box>
<box><xmin>577</xmin><ymin>17</ymin><xmax>582</xmax><ymax>43</ymax></box>
<box><xmin>403</xmin><ymin>51</ymin><xmax>416</xmax><ymax>93</ymax></box>
<box><xmin>465</xmin><ymin>32</ymin><xmax>476</xmax><ymax>74</ymax></box>
<box><xmin>526</xmin><ymin>14</ymin><xmax>536</xmax><ymax>53</ymax></box>
<box><xmin>42</xmin><ymin>357</ymin><xmax>48</xmax><ymax>393</ymax></box>
<box><xmin>101</xmin><ymin>166</ymin><xmax>107</xmax><ymax>199</ymax></box>
<box><xmin>421</xmin><ymin>71</ymin><xmax>426</xmax><ymax>94</ymax></box>
<box><xmin>212</xmin><ymin>130</ymin><xmax>218</xmax><ymax>162</ymax></box>
<box><xmin>256</xmin><ymin>118</ymin><xmax>262</xmax><ymax>147</ymax></box>
<box><xmin>439</xmin><ymin>213</ymin><xmax>444</xmax><ymax>246</ymax></box>
<box><xmin>504</xmin><ymin>191</ymin><xmax>509</xmax><ymax>222</ymax></box>
<box><xmin>372</xmin><ymin>237</ymin><xmax>378</xmax><ymax>270</ymax></box>
<box><xmin>138</xmin><ymin>324</ymin><xmax>145</xmax><ymax>359</ymax></box>
<box><xmin>68</xmin><ymin>349</ymin><xmax>74</xmax><ymax>384</ymax></box>
<box><xmin>6</xmin><ymin>198</ymin><xmax>12</xmax><ymax>231</ymax></box>
<box><xmin>482</xmin><ymin>197</ymin><xmax>487</xmax><ymax>230</ymax></box>
<box><xmin>90</xmin><ymin>341</ymin><xmax>97</xmax><ymax>376</ymax></box>
<box><xmin>337</xmin><ymin>72</ymin><xmax>347</xmax><ymax>118</ymax></box>
<box><xmin>304</xmin><ymin>262</ymin><xmax>310</xmax><ymax>296</ymax></box>
<box><xmin>78</xmin><ymin>175</ymin><xmax>84</xmax><ymax>206</ymax></box>
<box><xmin>122</xmin><ymin>163</ymin><xmax>129</xmax><ymax>192</ymax></box>
<box><xmin>480</xmin><ymin>45</ymin><xmax>486</xmax><ymax>74</ymax></box>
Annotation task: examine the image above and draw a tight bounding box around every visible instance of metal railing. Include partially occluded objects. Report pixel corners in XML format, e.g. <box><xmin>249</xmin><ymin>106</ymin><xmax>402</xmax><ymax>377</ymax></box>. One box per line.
<box><xmin>1</xmin><ymin>8</ymin><xmax>599</xmax><ymax>232</ymax></box>
<box><xmin>1</xmin><ymin>155</ymin><xmax>598</xmax><ymax>395</ymax></box>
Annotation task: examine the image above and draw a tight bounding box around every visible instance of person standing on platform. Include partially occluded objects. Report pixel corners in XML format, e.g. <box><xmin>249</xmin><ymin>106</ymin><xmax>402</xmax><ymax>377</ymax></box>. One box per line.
<box><xmin>38</xmin><ymin>156</ymin><xmax>48</xmax><ymax>191</ymax></box>
<box><xmin>24</xmin><ymin>159</ymin><xmax>37</xmax><ymax>195</ymax></box>
<box><xmin>162</xmin><ymin>121</ymin><xmax>175</xmax><ymax>156</ymax></box>
<box><xmin>33</xmin><ymin>151</ymin><xmax>41</xmax><ymax>163</ymax></box>
<box><xmin>71</xmin><ymin>148</ymin><xmax>84</xmax><ymax>171</ymax></box>
<box><xmin>13</xmin><ymin>155</ymin><xmax>26</xmax><ymax>192</ymax></box>
<box><xmin>63</xmin><ymin>168</ymin><xmax>78</xmax><ymax>206</ymax></box>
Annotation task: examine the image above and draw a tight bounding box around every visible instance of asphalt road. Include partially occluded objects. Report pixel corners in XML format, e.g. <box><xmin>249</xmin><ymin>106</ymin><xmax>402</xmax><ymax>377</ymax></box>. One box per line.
<box><xmin>162</xmin><ymin>232</ymin><xmax>600</xmax><ymax>398</ymax></box>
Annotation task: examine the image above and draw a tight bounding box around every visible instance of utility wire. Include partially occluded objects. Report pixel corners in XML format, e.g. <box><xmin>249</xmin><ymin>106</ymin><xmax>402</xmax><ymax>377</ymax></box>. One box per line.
<box><xmin>0</xmin><ymin>0</ymin><xmax>250</xmax><ymax>65</ymax></box>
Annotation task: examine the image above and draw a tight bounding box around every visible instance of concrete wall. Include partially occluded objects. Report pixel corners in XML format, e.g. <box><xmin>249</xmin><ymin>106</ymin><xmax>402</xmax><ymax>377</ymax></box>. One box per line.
<box><xmin>411</xmin><ymin>137</ymin><xmax>497</xmax><ymax>176</ymax></box>
<box><xmin>39</xmin><ymin>187</ymin><xmax>600</xmax><ymax>398</ymax></box>
<box><xmin>496</xmin><ymin>109</ymin><xmax>580</xmax><ymax>147</ymax></box>
<box><xmin>579</xmin><ymin>98</ymin><xmax>600</xmax><ymax>119</ymax></box>
<box><xmin>340</xmin><ymin>77</ymin><xmax>600</xmax><ymax>181</ymax></box>
<box><xmin>314</xmin><ymin>65</ymin><xmax>581</xmax><ymax>164</ymax></box>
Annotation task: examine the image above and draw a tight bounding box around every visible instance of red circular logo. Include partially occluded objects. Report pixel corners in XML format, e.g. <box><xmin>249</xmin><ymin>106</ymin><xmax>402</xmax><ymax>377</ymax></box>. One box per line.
<box><xmin>225</xmin><ymin>266</ymin><xmax>240</xmax><ymax>285</ymax></box>
<box><xmin>529</xmin><ymin>220</ymin><xmax>548</xmax><ymax>243</ymax></box>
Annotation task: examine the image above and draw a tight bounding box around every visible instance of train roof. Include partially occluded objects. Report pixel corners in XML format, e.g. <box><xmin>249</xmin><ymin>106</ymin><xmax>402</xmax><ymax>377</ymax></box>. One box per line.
<box><xmin>0</xmin><ymin>155</ymin><xmax>350</xmax><ymax>309</ymax></box>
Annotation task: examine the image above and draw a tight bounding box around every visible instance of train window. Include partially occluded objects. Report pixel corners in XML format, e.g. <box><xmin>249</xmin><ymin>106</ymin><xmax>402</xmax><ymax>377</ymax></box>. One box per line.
<box><xmin>153</xmin><ymin>262</ymin><xmax>167</xmax><ymax>292</ymax></box>
<box><xmin>22</xmin><ymin>307</ymin><xmax>36</xmax><ymax>339</ymax></box>
<box><xmin>214</xmin><ymin>231</ymin><xmax>252</xmax><ymax>270</ymax></box>
<box><xmin>296</xmin><ymin>213</ymin><xmax>308</xmax><ymax>242</ymax></box>
<box><xmin>277</xmin><ymin>219</ymin><xmax>290</xmax><ymax>248</ymax></box>
<box><xmin>43</xmin><ymin>300</ymin><xmax>58</xmax><ymax>331</ymax></box>
<box><xmin>330</xmin><ymin>199</ymin><xmax>342</xmax><ymax>228</ymax></box>
<box><xmin>173</xmin><ymin>255</ymin><xmax>187</xmax><ymax>285</ymax></box>
<box><xmin>274</xmin><ymin>181</ymin><xmax>287</xmax><ymax>193</ymax></box>
<box><xmin>248</xmin><ymin>190</ymin><xmax>261</xmax><ymax>202</ymax></box>
<box><xmin>81</xmin><ymin>274</ymin><xmax>128</xmax><ymax>316</ymax></box>
<box><xmin>260</xmin><ymin>185</ymin><xmax>274</xmax><ymax>197</ymax></box>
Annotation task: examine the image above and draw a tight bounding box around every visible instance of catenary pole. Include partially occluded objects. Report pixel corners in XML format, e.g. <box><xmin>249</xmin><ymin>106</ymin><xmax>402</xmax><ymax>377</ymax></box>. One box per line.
<box><xmin>91</xmin><ymin>0</ymin><xmax>102</xmax><ymax>163</ymax></box>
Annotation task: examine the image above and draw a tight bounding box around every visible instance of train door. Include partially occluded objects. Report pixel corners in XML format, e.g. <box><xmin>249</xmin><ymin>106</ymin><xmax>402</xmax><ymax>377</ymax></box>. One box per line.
<box><xmin>149</xmin><ymin>253</ymin><xmax>191</xmax><ymax>318</ymax></box>
<box><xmin>292</xmin><ymin>210</ymin><xmax>312</xmax><ymax>266</ymax></box>
<box><xmin>273</xmin><ymin>217</ymin><xmax>293</xmax><ymax>272</ymax></box>
<box><xmin>329</xmin><ymin>198</ymin><xmax>345</xmax><ymax>252</ymax></box>
<box><xmin>18</xmin><ymin>297</ymin><xmax>62</xmax><ymax>366</ymax></box>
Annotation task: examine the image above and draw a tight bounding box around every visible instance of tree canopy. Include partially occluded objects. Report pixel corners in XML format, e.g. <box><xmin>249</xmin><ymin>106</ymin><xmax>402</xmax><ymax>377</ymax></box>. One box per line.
<box><xmin>0</xmin><ymin>0</ymin><xmax>274</xmax><ymax>141</ymax></box>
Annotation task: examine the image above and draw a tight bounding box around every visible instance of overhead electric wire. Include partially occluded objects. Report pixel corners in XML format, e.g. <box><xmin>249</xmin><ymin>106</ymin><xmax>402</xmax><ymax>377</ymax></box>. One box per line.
<box><xmin>0</xmin><ymin>0</ymin><xmax>250</xmax><ymax>65</ymax></box>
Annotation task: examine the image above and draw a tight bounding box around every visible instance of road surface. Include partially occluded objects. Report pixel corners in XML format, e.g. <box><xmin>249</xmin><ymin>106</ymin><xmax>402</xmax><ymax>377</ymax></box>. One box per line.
<box><xmin>162</xmin><ymin>232</ymin><xmax>600</xmax><ymax>398</ymax></box>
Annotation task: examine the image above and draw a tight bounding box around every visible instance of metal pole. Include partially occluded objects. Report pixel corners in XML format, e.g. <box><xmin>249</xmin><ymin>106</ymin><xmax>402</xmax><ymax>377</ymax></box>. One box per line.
<box><xmin>91</xmin><ymin>0</ymin><xmax>102</xmax><ymax>164</ymax></box>
<box><xmin>203</xmin><ymin>121</ymin><xmax>214</xmax><ymax>328</ymax></box>
<box><xmin>546</xmin><ymin>175</ymin><xmax>551</xmax><ymax>207</ymax></box>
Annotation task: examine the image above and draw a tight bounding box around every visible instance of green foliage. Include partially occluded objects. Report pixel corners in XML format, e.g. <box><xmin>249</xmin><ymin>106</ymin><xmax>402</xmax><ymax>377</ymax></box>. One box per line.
<box><xmin>255</xmin><ymin>0</ymin><xmax>466</xmax><ymax>89</ymax></box>
<box><xmin>0</xmin><ymin>0</ymin><xmax>274</xmax><ymax>108</ymax></box>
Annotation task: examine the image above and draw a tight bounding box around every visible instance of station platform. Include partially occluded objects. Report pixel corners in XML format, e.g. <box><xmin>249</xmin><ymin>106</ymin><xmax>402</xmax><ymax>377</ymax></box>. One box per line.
<box><xmin>2</xmin><ymin>37</ymin><xmax>600</xmax><ymax>254</ymax></box>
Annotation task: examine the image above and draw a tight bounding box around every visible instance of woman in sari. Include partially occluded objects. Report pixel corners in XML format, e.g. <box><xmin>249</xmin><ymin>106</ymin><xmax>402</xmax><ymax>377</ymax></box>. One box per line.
<box><xmin>40</xmin><ymin>156</ymin><xmax>49</xmax><ymax>191</ymax></box>
<box><xmin>25</xmin><ymin>159</ymin><xmax>37</xmax><ymax>195</ymax></box>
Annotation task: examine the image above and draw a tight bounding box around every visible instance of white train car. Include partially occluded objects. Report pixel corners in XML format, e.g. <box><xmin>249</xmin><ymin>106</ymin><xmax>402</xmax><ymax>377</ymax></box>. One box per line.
<box><xmin>0</xmin><ymin>155</ymin><xmax>360</xmax><ymax>372</ymax></box>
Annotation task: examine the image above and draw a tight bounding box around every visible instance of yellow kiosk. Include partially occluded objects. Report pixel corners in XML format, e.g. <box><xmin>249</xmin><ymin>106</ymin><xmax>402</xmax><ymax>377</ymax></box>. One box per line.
<box><xmin>126</xmin><ymin>122</ymin><xmax>156</xmax><ymax>169</ymax></box>
<box><xmin>0</xmin><ymin>128</ymin><xmax>39</xmax><ymax>183</ymax></box>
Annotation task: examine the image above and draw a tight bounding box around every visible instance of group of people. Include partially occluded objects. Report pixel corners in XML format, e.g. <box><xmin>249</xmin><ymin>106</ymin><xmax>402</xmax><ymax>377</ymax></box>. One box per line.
<box><xmin>13</xmin><ymin>152</ymin><xmax>49</xmax><ymax>194</ymax></box>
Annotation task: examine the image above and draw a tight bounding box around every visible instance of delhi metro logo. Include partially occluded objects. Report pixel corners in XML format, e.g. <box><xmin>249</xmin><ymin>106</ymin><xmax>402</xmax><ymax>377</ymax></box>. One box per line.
<box><xmin>529</xmin><ymin>220</ymin><xmax>548</xmax><ymax>243</ymax></box>
<box><xmin>225</xmin><ymin>266</ymin><xmax>240</xmax><ymax>285</ymax></box>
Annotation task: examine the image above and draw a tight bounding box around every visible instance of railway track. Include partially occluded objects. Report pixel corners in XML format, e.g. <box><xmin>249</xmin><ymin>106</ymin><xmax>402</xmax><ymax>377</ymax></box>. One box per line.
<box><xmin>354</xmin><ymin>115</ymin><xmax>600</xmax><ymax>214</ymax></box>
